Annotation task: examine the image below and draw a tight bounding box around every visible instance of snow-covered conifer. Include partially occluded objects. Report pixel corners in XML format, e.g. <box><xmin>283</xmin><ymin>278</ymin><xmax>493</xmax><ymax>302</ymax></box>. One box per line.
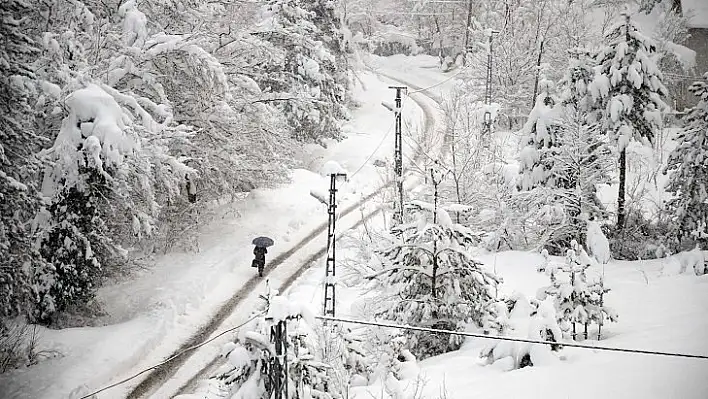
<box><xmin>256</xmin><ymin>0</ymin><xmax>349</xmax><ymax>143</ymax></box>
<box><xmin>539</xmin><ymin>240</ymin><xmax>617</xmax><ymax>340</ymax></box>
<box><xmin>588</xmin><ymin>13</ymin><xmax>668</xmax><ymax>229</ymax></box>
<box><xmin>372</xmin><ymin>196</ymin><xmax>500</xmax><ymax>359</ymax></box>
<box><xmin>664</xmin><ymin>73</ymin><xmax>708</xmax><ymax>246</ymax></box>
<box><xmin>0</xmin><ymin>0</ymin><xmax>44</xmax><ymax>319</ymax></box>
<box><xmin>34</xmin><ymin>83</ymin><xmax>191</xmax><ymax>321</ymax></box>
<box><xmin>518</xmin><ymin>68</ymin><xmax>562</xmax><ymax>191</ymax></box>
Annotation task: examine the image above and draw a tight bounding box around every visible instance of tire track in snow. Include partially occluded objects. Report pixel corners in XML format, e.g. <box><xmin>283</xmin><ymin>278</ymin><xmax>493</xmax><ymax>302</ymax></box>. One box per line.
<box><xmin>125</xmin><ymin>79</ymin><xmax>440</xmax><ymax>399</ymax></box>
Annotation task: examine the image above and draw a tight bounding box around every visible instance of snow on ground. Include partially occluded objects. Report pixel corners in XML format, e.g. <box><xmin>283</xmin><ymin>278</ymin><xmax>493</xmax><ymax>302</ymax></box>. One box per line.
<box><xmin>0</xmin><ymin>70</ymin><xmax>427</xmax><ymax>399</ymax></box>
<box><xmin>283</xmin><ymin>230</ymin><xmax>708</xmax><ymax>399</ymax></box>
<box><xmin>279</xmin><ymin>57</ymin><xmax>708</xmax><ymax>399</ymax></box>
<box><xmin>415</xmin><ymin>252</ymin><xmax>708</xmax><ymax>399</ymax></box>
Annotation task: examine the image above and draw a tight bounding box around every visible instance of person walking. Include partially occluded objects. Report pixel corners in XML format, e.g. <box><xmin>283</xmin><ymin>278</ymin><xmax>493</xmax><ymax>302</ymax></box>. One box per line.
<box><xmin>253</xmin><ymin>245</ymin><xmax>267</xmax><ymax>277</ymax></box>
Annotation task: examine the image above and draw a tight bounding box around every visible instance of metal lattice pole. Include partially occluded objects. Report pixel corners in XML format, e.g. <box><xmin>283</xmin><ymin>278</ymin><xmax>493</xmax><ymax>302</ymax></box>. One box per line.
<box><xmin>269</xmin><ymin>320</ymin><xmax>288</xmax><ymax>399</ymax></box>
<box><xmin>324</xmin><ymin>173</ymin><xmax>346</xmax><ymax>317</ymax></box>
<box><xmin>389</xmin><ymin>86</ymin><xmax>407</xmax><ymax>225</ymax></box>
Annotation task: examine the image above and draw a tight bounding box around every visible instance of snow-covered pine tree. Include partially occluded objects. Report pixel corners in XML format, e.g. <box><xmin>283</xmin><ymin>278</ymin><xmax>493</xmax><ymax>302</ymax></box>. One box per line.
<box><xmin>664</xmin><ymin>73</ymin><xmax>708</xmax><ymax>247</ymax></box>
<box><xmin>518</xmin><ymin>67</ymin><xmax>562</xmax><ymax>191</ymax></box>
<box><xmin>34</xmin><ymin>80</ymin><xmax>193</xmax><ymax>322</ymax></box>
<box><xmin>0</xmin><ymin>0</ymin><xmax>44</xmax><ymax>319</ymax></box>
<box><xmin>256</xmin><ymin>0</ymin><xmax>348</xmax><ymax>144</ymax></box>
<box><xmin>372</xmin><ymin>180</ymin><xmax>500</xmax><ymax>359</ymax></box>
<box><xmin>588</xmin><ymin>13</ymin><xmax>668</xmax><ymax>229</ymax></box>
<box><xmin>549</xmin><ymin>108</ymin><xmax>613</xmax><ymax>246</ymax></box>
<box><xmin>560</xmin><ymin>48</ymin><xmax>596</xmax><ymax>115</ymax></box>
<box><xmin>538</xmin><ymin>240</ymin><xmax>617</xmax><ymax>340</ymax></box>
<box><xmin>34</xmin><ymin>85</ymin><xmax>139</xmax><ymax>322</ymax></box>
<box><xmin>516</xmin><ymin>58</ymin><xmax>610</xmax><ymax>250</ymax></box>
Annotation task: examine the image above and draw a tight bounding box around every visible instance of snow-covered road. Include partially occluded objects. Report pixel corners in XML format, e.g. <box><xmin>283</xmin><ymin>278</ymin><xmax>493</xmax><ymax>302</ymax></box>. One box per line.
<box><xmin>0</xmin><ymin>67</ymin><xmax>445</xmax><ymax>399</ymax></box>
<box><xmin>128</xmin><ymin>77</ymin><xmax>443</xmax><ymax>399</ymax></box>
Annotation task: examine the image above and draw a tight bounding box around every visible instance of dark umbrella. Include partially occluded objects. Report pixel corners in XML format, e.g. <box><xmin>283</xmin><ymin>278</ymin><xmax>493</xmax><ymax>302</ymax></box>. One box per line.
<box><xmin>252</xmin><ymin>236</ymin><xmax>274</xmax><ymax>247</ymax></box>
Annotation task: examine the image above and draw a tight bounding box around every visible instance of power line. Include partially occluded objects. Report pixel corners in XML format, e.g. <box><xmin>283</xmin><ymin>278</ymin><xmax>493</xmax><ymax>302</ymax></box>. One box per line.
<box><xmin>316</xmin><ymin>315</ymin><xmax>708</xmax><ymax>361</ymax></box>
<box><xmin>348</xmin><ymin>120</ymin><xmax>394</xmax><ymax>179</ymax></box>
<box><xmin>407</xmin><ymin>70</ymin><xmax>465</xmax><ymax>95</ymax></box>
<box><xmin>78</xmin><ymin>313</ymin><xmax>263</xmax><ymax>399</ymax></box>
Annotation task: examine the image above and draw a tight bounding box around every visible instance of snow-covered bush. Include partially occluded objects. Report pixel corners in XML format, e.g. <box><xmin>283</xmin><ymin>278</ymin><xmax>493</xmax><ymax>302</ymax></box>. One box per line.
<box><xmin>207</xmin><ymin>293</ymin><xmax>338</xmax><ymax>399</ymax></box>
<box><xmin>538</xmin><ymin>240</ymin><xmax>618</xmax><ymax>340</ymax></box>
<box><xmin>480</xmin><ymin>293</ymin><xmax>562</xmax><ymax>370</ymax></box>
<box><xmin>371</xmin><ymin>193</ymin><xmax>500</xmax><ymax>359</ymax></box>
<box><xmin>0</xmin><ymin>322</ymin><xmax>42</xmax><ymax>374</ymax></box>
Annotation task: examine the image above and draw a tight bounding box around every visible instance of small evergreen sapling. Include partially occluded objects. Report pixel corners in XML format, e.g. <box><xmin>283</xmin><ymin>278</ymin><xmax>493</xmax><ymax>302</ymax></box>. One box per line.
<box><xmin>539</xmin><ymin>240</ymin><xmax>618</xmax><ymax>340</ymax></box>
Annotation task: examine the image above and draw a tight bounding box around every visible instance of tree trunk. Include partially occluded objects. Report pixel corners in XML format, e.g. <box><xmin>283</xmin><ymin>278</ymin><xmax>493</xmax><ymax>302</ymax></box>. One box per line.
<box><xmin>462</xmin><ymin>0</ymin><xmax>473</xmax><ymax>65</ymax></box>
<box><xmin>432</xmin><ymin>240</ymin><xmax>438</xmax><ymax>299</ymax></box>
<box><xmin>617</xmin><ymin>148</ymin><xmax>626</xmax><ymax>230</ymax></box>
<box><xmin>530</xmin><ymin>40</ymin><xmax>545</xmax><ymax>108</ymax></box>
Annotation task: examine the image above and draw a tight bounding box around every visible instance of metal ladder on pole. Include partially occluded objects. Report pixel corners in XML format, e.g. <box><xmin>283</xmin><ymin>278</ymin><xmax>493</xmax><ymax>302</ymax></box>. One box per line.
<box><xmin>323</xmin><ymin>173</ymin><xmax>346</xmax><ymax>317</ymax></box>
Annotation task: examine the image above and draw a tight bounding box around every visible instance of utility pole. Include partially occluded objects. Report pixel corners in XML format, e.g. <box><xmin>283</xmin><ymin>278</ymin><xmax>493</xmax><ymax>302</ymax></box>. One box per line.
<box><xmin>483</xmin><ymin>30</ymin><xmax>500</xmax><ymax>138</ymax></box>
<box><xmin>388</xmin><ymin>86</ymin><xmax>407</xmax><ymax>225</ymax></box>
<box><xmin>268</xmin><ymin>319</ymin><xmax>288</xmax><ymax>399</ymax></box>
<box><xmin>323</xmin><ymin>172</ymin><xmax>346</xmax><ymax>317</ymax></box>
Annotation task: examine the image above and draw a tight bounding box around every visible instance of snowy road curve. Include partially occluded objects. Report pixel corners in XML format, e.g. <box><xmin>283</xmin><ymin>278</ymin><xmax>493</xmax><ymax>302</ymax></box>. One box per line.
<box><xmin>123</xmin><ymin>77</ymin><xmax>443</xmax><ymax>399</ymax></box>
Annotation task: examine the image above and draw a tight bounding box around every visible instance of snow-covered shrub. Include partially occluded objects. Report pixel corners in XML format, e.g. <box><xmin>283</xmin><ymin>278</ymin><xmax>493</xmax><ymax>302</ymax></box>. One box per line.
<box><xmin>341</xmin><ymin>327</ymin><xmax>372</xmax><ymax>385</ymax></box>
<box><xmin>605</xmin><ymin>210</ymin><xmax>679</xmax><ymax>260</ymax></box>
<box><xmin>371</xmin><ymin>196</ymin><xmax>500</xmax><ymax>359</ymax></box>
<box><xmin>0</xmin><ymin>322</ymin><xmax>42</xmax><ymax>373</ymax></box>
<box><xmin>539</xmin><ymin>240</ymin><xmax>618</xmax><ymax>340</ymax></box>
<box><xmin>480</xmin><ymin>293</ymin><xmax>562</xmax><ymax>370</ymax></box>
<box><xmin>207</xmin><ymin>293</ymin><xmax>338</xmax><ymax>399</ymax></box>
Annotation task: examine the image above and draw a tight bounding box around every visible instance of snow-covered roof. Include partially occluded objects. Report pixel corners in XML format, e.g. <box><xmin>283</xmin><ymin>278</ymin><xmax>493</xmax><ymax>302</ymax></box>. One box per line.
<box><xmin>682</xmin><ymin>0</ymin><xmax>708</xmax><ymax>29</ymax></box>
